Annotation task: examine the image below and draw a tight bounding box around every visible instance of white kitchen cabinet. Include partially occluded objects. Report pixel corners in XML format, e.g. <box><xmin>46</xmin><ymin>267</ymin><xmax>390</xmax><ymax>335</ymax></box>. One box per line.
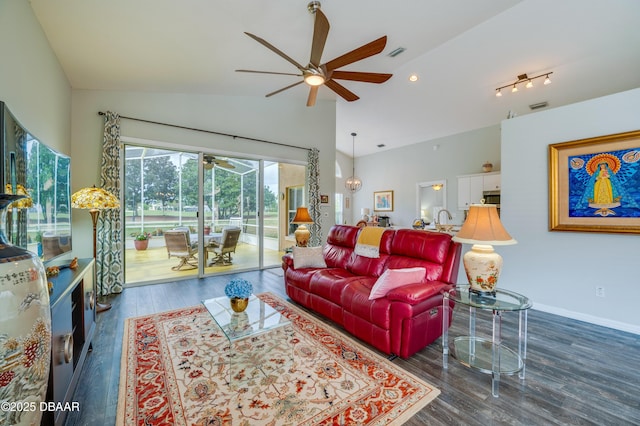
<box><xmin>458</xmin><ymin>172</ymin><xmax>500</xmax><ymax>210</ymax></box>
<box><xmin>483</xmin><ymin>173</ymin><xmax>501</xmax><ymax>191</ymax></box>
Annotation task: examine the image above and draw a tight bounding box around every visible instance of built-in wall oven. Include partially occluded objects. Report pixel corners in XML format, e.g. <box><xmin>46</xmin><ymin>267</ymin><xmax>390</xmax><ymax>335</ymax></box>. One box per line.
<box><xmin>483</xmin><ymin>190</ymin><xmax>501</xmax><ymax>214</ymax></box>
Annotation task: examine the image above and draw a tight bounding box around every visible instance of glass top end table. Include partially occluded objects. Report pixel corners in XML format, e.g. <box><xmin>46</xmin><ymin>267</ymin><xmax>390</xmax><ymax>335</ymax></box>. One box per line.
<box><xmin>442</xmin><ymin>285</ymin><xmax>531</xmax><ymax>397</ymax></box>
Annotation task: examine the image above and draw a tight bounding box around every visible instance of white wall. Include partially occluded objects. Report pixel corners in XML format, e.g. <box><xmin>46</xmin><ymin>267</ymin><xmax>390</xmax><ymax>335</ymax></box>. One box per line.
<box><xmin>501</xmin><ymin>88</ymin><xmax>640</xmax><ymax>333</ymax></box>
<box><xmin>352</xmin><ymin>125</ymin><xmax>501</xmax><ymax>227</ymax></box>
<box><xmin>0</xmin><ymin>1</ymin><xmax>71</xmax><ymax>154</ymax></box>
<box><xmin>71</xmin><ymin>90</ymin><xmax>338</xmax><ymax>255</ymax></box>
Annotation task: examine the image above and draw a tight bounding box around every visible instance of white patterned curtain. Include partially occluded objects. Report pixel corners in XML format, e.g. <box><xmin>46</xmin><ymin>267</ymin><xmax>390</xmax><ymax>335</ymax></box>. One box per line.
<box><xmin>97</xmin><ymin>112</ymin><xmax>123</xmax><ymax>295</ymax></box>
<box><xmin>307</xmin><ymin>148</ymin><xmax>322</xmax><ymax>246</ymax></box>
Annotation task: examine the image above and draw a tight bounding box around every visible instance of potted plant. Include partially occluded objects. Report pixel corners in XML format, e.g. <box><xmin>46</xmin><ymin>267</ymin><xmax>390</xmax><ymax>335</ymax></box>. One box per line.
<box><xmin>224</xmin><ymin>278</ymin><xmax>253</xmax><ymax>312</ymax></box>
<box><xmin>133</xmin><ymin>232</ymin><xmax>151</xmax><ymax>250</ymax></box>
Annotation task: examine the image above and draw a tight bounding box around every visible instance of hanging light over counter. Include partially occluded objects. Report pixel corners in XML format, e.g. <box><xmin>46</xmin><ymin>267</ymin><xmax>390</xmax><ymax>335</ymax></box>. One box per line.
<box><xmin>345</xmin><ymin>132</ymin><xmax>362</xmax><ymax>193</ymax></box>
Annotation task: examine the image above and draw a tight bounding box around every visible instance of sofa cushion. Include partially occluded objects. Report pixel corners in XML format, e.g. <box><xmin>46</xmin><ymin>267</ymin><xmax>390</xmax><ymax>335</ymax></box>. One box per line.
<box><xmin>323</xmin><ymin>225</ymin><xmax>359</xmax><ymax>269</ymax></box>
<box><xmin>293</xmin><ymin>246</ymin><xmax>327</xmax><ymax>269</ymax></box>
<box><xmin>284</xmin><ymin>268</ymin><xmax>319</xmax><ymax>292</ymax></box>
<box><xmin>347</xmin><ymin>229</ymin><xmax>394</xmax><ymax>277</ymax></box>
<box><xmin>387</xmin><ymin>230</ymin><xmax>452</xmax><ymax>281</ymax></box>
<box><xmin>309</xmin><ymin>269</ymin><xmax>362</xmax><ymax>305</ymax></box>
<box><xmin>341</xmin><ymin>280</ymin><xmax>392</xmax><ymax>329</ymax></box>
<box><xmin>368</xmin><ymin>267</ymin><xmax>426</xmax><ymax>300</ymax></box>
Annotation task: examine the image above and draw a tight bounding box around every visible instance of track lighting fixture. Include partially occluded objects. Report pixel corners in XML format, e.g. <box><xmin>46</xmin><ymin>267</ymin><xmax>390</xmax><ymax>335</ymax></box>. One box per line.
<box><xmin>495</xmin><ymin>72</ymin><xmax>553</xmax><ymax>97</ymax></box>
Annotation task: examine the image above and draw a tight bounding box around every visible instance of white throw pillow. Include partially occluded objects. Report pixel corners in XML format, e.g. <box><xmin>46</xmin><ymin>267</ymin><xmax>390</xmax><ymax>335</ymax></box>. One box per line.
<box><xmin>368</xmin><ymin>267</ymin><xmax>426</xmax><ymax>300</ymax></box>
<box><xmin>293</xmin><ymin>246</ymin><xmax>327</xmax><ymax>269</ymax></box>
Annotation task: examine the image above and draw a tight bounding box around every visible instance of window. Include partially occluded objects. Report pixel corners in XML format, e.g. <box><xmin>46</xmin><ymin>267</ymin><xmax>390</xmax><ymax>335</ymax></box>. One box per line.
<box><xmin>335</xmin><ymin>193</ymin><xmax>344</xmax><ymax>225</ymax></box>
<box><xmin>287</xmin><ymin>185</ymin><xmax>304</xmax><ymax>235</ymax></box>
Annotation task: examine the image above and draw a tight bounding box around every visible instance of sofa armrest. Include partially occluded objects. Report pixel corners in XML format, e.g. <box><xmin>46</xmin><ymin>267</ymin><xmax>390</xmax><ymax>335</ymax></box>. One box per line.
<box><xmin>386</xmin><ymin>281</ymin><xmax>453</xmax><ymax>305</ymax></box>
<box><xmin>282</xmin><ymin>253</ymin><xmax>294</xmax><ymax>271</ymax></box>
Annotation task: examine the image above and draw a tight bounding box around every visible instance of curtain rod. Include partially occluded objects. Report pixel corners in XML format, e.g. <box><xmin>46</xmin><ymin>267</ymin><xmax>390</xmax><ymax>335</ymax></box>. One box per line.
<box><xmin>97</xmin><ymin>111</ymin><xmax>311</xmax><ymax>152</ymax></box>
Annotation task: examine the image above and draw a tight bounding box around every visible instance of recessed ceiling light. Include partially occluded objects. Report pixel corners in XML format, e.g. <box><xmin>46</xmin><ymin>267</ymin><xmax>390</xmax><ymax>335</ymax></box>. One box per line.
<box><xmin>409</xmin><ymin>74</ymin><xmax>418</xmax><ymax>82</ymax></box>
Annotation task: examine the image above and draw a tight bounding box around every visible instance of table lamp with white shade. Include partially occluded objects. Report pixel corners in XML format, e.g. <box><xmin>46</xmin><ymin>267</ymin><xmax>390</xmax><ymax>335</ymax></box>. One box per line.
<box><xmin>452</xmin><ymin>202</ymin><xmax>516</xmax><ymax>295</ymax></box>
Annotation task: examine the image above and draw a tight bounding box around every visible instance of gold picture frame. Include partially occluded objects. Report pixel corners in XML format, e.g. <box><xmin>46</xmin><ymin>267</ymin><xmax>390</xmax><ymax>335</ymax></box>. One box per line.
<box><xmin>549</xmin><ymin>129</ymin><xmax>640</xmax><ymax>234</ymax></box>
<box><xmin>373</xmin><ymin>190</ymin><xmax>394</xmax><ymax>212</ymax></box>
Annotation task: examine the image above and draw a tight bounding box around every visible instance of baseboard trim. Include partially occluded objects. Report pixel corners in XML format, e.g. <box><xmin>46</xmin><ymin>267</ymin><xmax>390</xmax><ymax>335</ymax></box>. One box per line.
<box><xmin>533</xmin><ymin>303</ymin><xmax>640</xmax><ymax>335</ymax></box>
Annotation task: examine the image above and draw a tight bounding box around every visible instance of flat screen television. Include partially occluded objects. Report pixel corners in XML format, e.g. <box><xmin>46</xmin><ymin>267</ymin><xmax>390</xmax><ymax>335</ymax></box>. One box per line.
<box><xmin>1</xmin><ymin>101</ymin><xmax>72</xmax><ymax>262</ymax></box>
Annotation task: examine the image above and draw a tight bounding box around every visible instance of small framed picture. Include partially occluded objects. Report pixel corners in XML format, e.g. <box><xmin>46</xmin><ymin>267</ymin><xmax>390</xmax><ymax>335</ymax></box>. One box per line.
<box><xmin>320</xmin><ymin>194</ymin><xmax>330</xmax><ymax>205</ymax></box>
<box><xmin>373</xmin><ymin>190</ymin><xmax>394</xmax><ymax>212</ymax></box>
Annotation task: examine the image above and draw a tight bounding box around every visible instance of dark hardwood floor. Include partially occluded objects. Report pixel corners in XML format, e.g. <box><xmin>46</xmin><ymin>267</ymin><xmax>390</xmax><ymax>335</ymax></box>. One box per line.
<box><xmin>63</xmin><ymin>269</ymin><xmax>640</xmax><ymax>425</ymax></box>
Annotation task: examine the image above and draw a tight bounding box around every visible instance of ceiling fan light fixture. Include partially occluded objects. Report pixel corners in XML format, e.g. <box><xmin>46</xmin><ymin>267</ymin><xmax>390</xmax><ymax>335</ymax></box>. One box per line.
<box><xmin>304</xmin><ymin>74</ymin><xmax>325</xmax><ymax>86</ymax></box>
<box><xmin>239</xmin><ymin>4</ymin><xmax>392</xmax><ymax>106</ymax></box>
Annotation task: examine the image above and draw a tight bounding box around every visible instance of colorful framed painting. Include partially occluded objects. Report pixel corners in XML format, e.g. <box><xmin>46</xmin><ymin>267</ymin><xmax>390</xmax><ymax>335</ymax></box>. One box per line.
<box><xmin>548</xmin><ymin>129</ymin><xmax>640</xmax><ymax>234</ymax></box>
<box><xmin>374</xmin><ymin>190</ymin><xmax>394</xmax><ymax>212</ymax></box>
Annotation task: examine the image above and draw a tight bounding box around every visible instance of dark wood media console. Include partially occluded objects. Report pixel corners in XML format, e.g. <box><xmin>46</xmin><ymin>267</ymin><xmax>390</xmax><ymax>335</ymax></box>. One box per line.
<box><xmin>42</xmin><ymin>258</ymin><xmax>95</xmax><ymax>426</ymax></box>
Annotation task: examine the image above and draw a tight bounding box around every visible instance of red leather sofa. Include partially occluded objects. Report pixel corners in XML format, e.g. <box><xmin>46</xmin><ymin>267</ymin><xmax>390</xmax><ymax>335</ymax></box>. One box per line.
<box><xmin>282</xmin><ymin>225</ymin><xmax>461</xmax><ymax>359</ymax></box>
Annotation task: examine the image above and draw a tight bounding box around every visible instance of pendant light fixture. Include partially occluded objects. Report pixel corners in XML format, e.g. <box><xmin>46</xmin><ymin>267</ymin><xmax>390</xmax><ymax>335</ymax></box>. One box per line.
<box><xmin>345</xmin><ymin>132</ymin><xmax>362</xmax><ymax>193</ymax></box>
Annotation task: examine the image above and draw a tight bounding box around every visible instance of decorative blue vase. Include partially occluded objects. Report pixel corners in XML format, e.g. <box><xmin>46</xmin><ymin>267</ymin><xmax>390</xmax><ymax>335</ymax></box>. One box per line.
<box><xmin>0</xmin><ymin>194</ymin><xmax>51</xmax><ymax>425</ymax></box>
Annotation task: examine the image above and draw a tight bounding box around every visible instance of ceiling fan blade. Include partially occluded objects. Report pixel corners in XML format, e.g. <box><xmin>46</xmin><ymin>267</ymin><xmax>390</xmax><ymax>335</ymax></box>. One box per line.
<box><xmin>244</xmin><ymin>32</ymin><xmax>306</xmax><ymax>72</ymax></box>
<box><xmin>214</xmin><ymin>160</ymin><xmax>235</xmax><ymax>169</ymax></box>
<box><xmin>324</xmin><ymin>36</ymin><xmax>388</xmax><ymax>72</ymax></box>
<box><xmin>266</xmin><ymin>80</ymin><xmax>305</xmax><ymax>97</ymax></box>
<box><xmin>324</xmin><ymin>79</ymin><xmax>359</xmax><ymax>102</ymax></box>
<box><xmin>309</xmin><ymin>8</ymin><xmax>330</xmax><ymax>66</ymax></box>
<box><xmin>306</xmin><ymin>86</ymin><xmax>319</xmax><ymax>107</ymax></box>
<box><xmin>330</xmin><ymin>70</ymin><xmax>392</xmax><ymax>84</ymax></box>
<box><xmin>236</xmin><ymin>69</ymin><xmax>302</xmax><ymax>77</ymax></box>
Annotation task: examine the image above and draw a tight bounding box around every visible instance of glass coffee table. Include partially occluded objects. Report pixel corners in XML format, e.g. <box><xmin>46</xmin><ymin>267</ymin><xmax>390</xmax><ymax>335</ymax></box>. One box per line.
<box><xmin>202</xmin><ymin>294</ymin><xmax>292</xmax><ymax>389</ymax></box>
<box><xmin>442</xmin><ymin>285</ymin><xmax>532</xmax><ymax>397</ymax></box>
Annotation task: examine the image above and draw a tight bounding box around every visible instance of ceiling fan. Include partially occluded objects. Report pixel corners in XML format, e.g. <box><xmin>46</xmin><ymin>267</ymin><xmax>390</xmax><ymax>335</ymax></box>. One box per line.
<box><xmin>236</xmin><ymin>1</ymin><xmax>392</xmax><ymax>107</ymax></box>
<box><xmin>203</xmin><ymin>154</ymin><xmax>235</xmax><ymax>170</ymax></box>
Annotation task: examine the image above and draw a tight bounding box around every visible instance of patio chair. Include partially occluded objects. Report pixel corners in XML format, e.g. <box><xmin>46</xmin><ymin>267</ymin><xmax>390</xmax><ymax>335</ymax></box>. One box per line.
<box><xmin>206</xmin><ymin>227</ymin><xmax>241</xmax><ymax>266</ymax></box>
<box><xmin>174</xmin><ymin>226</ymin><xmax>197</xmax><ymax>245</ymax></box>
<box><xmin>164</xmin><ymin>229</ymin><xmax>198</xmax><ymax>270</ymax></box>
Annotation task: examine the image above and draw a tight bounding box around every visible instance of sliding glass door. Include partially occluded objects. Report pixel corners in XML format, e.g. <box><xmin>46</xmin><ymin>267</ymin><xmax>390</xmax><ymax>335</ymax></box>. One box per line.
<box><xmin>123</xmin><ymin>144</ymin><xmax>303</xmax><ymax>285</ymax></box>
<box><xmin>201</xmin><ymin>156</ymin><xmax>260</xmax><ymax>273</ymax></box>
<box><xmin>124</xmin><ymin>147</ymin><xmax>201</xmax><ymax>283</ymax></box>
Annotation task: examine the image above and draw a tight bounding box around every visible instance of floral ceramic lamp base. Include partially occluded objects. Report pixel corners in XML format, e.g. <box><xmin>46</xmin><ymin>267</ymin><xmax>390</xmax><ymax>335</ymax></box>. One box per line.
<box><xmin>463</xmin><ymin>244</ymin><xmax>503</xmax><ymax>295</ymax></box>
<box><xmin>294</xmin><ymin>225</ymin><xmax>311</xmax><ymax>247</ymax></box>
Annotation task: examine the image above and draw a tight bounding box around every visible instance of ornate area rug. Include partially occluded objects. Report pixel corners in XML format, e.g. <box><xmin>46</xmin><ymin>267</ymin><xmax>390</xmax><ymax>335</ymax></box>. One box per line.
<box><xmin>117</xmin><ymin>292</ymin><xmax>439</xmax><ymax>425</ymax></box>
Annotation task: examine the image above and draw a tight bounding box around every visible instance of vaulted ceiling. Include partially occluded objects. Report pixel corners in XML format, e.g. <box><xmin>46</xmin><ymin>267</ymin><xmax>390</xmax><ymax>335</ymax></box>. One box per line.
<box><xmin>29</xmin><ymin>0</ymin><xmax>640</xmax><ymax>157</ymax></box>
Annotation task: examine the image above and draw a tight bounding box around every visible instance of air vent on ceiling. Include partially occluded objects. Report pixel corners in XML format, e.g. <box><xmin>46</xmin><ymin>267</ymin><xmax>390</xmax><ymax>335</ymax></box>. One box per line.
<box><xmin>377</xmin><ymin>144</ymin><xmax>386</xmax><ymax>148</ymax></box>
<box><xmin>529</xmin><ymin>101</ymin><xmax>548</xmax><ymax>110</ymax></box>
<box><xmin>388</xmin><ymin>47</ymin><xmax>406</xmax><ymax>58</ymax></box>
